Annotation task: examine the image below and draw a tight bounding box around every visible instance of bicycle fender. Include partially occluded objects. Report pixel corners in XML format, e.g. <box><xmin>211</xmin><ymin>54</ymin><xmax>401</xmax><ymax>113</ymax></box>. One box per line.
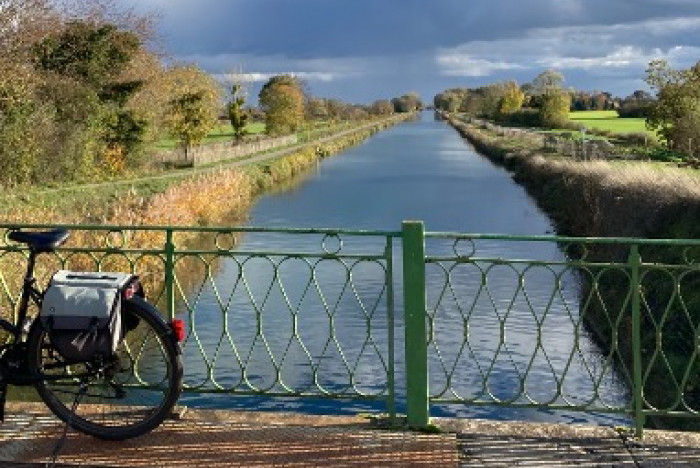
<box><xmin>124</xmin><ymin>296</ymin><xmax>183</xmax><ymax>355</ymax></box>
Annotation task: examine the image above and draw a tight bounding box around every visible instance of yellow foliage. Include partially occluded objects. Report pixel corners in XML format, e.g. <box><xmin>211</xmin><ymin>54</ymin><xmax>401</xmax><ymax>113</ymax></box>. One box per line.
<box><xmin>102</xmin><ymin>145</ymin><xmax>126</xmax><ymax>174</ymax></box>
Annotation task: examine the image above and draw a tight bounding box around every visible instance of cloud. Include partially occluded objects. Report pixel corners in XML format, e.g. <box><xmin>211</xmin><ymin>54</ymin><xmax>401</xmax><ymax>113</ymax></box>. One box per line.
<box><xmin>117</xmin><ymin>0</ymin><xmax>700</xmax><ymax>101</ymax></box>
<box><xmin>215</xmin><ymin>71</ymin><xmax>339</xmax><ymax>84</ymax></box>
<box><xmin>435</xmin><ymin>16</ymin><xmax>700</xmax><ymax>80</ymax></box>
<box><xmin>436</xmin><ymin>54</ymin><xmax>523</xmax><ymax>77</ymax></box>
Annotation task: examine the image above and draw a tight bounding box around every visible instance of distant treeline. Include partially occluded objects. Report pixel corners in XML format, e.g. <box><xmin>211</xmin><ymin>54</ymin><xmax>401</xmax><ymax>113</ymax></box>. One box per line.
<box><xmin>434</xmin><ymin>63</ymin><xmax>700</xmax><ymax>158</ymax></box>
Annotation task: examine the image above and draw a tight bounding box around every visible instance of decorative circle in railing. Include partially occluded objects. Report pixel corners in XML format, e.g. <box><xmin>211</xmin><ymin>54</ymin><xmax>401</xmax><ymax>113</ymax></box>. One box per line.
<box><xmin>683</xmin><ymin>246</ymin><xmax>699</xmax><ymax>265</ymax></box>
<box><xmin>563</xmin><ymin>242</ymin><xmax>588</xmax><ymax>261</ymax></box>
<box><xmin>322</xmin><ymin>233</ymin><xmax>342</xmax><ymax>255</ymax></box>
<box><xmin>105</xmin><ymin>229</ymin><xmax>126</xmax><ymax>249</ymax></box>
<box><xmin>215</xmin><ymin>231</ymin><xmax>237</xmax><ymax>251</ymax></box>
<box><xmin>452</xmin><ymin>238</ymin><xmax>476</xmax><ymax>258</ymax></box>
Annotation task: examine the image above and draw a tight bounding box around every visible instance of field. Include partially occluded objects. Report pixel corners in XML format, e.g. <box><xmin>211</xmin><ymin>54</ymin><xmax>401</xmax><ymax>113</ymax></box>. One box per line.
<box><xmin>568</xmin><ymin>110</ymin><xmax>651</xmax><ymax>135</ymax></box>
<box><xmin>156</xmin><ymin>122</ymin><xmax>266</xmax><ymax>150</ymax></box>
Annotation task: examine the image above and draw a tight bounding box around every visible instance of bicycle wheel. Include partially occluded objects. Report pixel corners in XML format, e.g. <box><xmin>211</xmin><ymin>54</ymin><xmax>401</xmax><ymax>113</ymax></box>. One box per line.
<box><xmin>27</xmin><ymin>296</ymin><xmax>183</xmax><ymax>440</ymax></box>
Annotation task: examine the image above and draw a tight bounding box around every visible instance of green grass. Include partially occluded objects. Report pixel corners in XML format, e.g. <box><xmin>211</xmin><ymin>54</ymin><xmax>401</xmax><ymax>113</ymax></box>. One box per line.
<box><xmin>155</xmin><ymin>122</ymin><xmax>266</xmax><ymax>150</ymax></box>
<box><xmin>569</xmin><ymin>110</ymin><xmax>651</xmax><ymax>135</ymax></box>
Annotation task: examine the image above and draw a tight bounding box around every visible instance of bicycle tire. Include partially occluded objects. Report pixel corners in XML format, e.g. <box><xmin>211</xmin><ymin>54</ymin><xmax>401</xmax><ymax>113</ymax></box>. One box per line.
<box><xmin>27</xmin><ymin>296</ymin><xmax>183</xmax><ymax>440</ymax></box>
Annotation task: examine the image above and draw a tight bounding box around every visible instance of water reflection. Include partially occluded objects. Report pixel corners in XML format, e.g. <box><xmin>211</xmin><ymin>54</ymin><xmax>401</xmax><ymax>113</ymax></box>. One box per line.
<box><xmin>180</xmin><ymin>112</ymin><xmax>630</xmax><ymax>426</ymax></box>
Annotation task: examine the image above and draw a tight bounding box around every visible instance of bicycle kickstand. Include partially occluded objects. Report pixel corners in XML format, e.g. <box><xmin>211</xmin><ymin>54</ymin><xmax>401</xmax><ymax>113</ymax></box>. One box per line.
<box><xmin>47</xmin><ymin>379</ymin><xmax>89</xmax><ymax>468</ymax></box>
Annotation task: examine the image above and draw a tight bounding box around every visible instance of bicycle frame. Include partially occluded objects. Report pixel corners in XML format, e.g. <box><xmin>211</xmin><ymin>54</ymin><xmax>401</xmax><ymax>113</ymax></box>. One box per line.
<box><xmin>0</xmin><ymin>247</ymin><xmax>42</xmax><ymax>341</ymax></box>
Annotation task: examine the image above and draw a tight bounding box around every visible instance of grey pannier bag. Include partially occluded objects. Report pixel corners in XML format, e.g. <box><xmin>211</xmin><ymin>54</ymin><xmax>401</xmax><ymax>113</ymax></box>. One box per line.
<box><xmin>41</xmin><ymin>270</ymin><xmax>135</xmax><ymax>362</ymax></box>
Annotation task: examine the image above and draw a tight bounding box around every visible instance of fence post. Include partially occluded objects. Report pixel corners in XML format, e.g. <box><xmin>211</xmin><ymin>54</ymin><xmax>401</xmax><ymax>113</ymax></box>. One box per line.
<box><xmin>164</xmin><ymin>229</ymin><xmax>175</xmax><ymax>320</ymax></box>
<box><xmin>402</xmin><ymin>221</ymin><xmax>429</xmax><ymax>428</ymax></box>
<box><xmin>629</xmin><ymin>244</ymin><xmax>645</xmax><ymax>437</ymax></box>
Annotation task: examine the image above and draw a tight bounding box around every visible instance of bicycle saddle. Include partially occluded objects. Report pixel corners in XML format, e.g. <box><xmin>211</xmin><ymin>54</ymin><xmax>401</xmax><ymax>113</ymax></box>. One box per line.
<box><xmin>8</xmin><ymin>229</ymin><xmax>70</xmax><ymax>252</ymax></box>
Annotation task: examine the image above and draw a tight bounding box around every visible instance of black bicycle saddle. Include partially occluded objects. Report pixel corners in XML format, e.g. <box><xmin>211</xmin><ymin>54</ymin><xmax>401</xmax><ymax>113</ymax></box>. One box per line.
<box><xmin>7</xmin><ymin>229</ymin><xmax>70</xmax><ymax>252</ymax></box>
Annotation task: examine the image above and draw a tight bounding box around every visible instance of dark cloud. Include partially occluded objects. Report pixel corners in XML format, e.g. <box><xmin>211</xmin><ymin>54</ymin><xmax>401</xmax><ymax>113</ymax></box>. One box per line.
<box><xmin>154</xmin><ymin>0</ymin><xmax>700</xmax><ymax>56</ymax></box>
<box><xmin>122</xmin><ymin>0</ymin><xmax>700</xmax><ymax>102</ymax></box>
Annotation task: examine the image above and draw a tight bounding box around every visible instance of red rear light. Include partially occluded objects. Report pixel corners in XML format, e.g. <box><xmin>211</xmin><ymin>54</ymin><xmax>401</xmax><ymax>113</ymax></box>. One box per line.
<box><xmin>170</xmin><ymin>319</ymin><xmax>185</xmax><ymax>342</ymax></box>
<box><xmin>123</xmin><ymin>281</ymin><xmax>141</xmax><ymax>300</ymax></box>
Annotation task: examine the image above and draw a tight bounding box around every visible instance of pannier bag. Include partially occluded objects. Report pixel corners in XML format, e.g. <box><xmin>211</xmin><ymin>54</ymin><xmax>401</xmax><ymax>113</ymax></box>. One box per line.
<box><xmin>41</xmin><ymin>270</ymin><xmax>136</xmax><ymax>362</ymax></box>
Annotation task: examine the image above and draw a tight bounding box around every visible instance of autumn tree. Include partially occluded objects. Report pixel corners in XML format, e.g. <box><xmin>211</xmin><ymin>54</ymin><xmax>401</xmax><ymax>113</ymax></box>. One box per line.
<box><xmin>165</xmin><ymin>65</ymin><xmax>220</xmax><ymax>158</ymax></box>
<box><xmin>645</xmin><ymin>60</ymin><xmax>700</xmax><ymax>155</ymax></box>
<box><xmin>0</xmin><ymin>0</ymin><xmax>60</xmax><ymax>62</ymax></box>
<box><xmin>539</xmin><ymin>89</ymin><xmax>572</xmax><ymax>129</ymax></box>
<box><xmin>499</xmin><ymin>81</ymin><xmax>525</xmax><ymax>115</ymax></box>
<box><xmin>0</xmin><ymin>61</ymin><xmax>49</xmax><ymax>185</ymax></box>
<box><xmin>392</xmin><ymin>92</ymin><xmax>422</xmax><ymax>113</ymax></box>
<box><xmin>227</xmin><ymin>83</ymin><xmax>249</xmax><ymax>142</ymax></box>
<box><xmin>32</xmin><ymin>20</ymin><xmax>150</xmax><ymax>174</ymax></box>
<box><xmin>259</xmin><ymin>74</ymin><xmax>305</xmax><ymax>136</ymax></box>
<box><xmin>434</xmin><ymin>88</ymin><xmax>468</xmax><ymax>113</ymax></box>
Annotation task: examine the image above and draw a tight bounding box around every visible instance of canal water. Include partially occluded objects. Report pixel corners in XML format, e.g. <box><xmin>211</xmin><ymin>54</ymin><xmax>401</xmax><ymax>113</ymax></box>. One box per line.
<box><xmin>180</xmin><ymin>112</ymin><xmax>629</xmax><ymax>426</ymax></box>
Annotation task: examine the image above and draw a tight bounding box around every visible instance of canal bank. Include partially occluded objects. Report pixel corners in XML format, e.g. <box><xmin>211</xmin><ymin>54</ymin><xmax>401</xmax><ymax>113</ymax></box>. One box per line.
<box><xmin>442</xmin><ymin>113</ymin><xmax>700</xmax><ymax>431</ymax></box>
<box><xmin>441</xmin><ymin>113</ymin><xmax>700</xmax><ymax>240</ymax></box>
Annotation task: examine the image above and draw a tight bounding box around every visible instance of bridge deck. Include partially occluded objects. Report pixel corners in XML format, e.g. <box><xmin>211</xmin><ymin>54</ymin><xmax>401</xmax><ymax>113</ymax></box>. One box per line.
<box><xmin>0</xmin><ymin>403</ymin><xmax>698</xmax><ymax>467</ymax></box>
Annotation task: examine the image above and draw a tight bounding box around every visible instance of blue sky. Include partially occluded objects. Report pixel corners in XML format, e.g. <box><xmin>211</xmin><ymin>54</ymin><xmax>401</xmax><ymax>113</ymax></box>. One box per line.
<box><xmin>126</xmin><ymin>0</ymin><xmax>700</xmax><ymax>104</ymax></box>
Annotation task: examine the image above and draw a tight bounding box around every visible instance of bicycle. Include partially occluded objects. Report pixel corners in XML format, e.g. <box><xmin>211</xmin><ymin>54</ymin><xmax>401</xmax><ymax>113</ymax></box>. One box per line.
<box><xmin>0</xmin><ymin>228</ymin><xmax>184</xmax><ymax>441</ymax></box>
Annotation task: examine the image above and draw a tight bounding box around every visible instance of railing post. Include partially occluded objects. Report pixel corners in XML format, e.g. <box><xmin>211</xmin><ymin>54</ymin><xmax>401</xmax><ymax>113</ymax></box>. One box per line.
<box><xmin>402</xmin><ymin>221</ymin><xmax>429</xmax><ymax>428</ymax></box>
<box><xmin>629</xmin><ymin>244</ymin><xmax>645</xmax><ymax>437</ymax></box>
<box><xmin>164</xmin><ymin>229</ymin><xmax>175</xmax><ymax>320</ymax></box>
<box><xmin>385</xmin><ymin>236</ymin><xmax>396</xmax><ymax>423</ymax></box>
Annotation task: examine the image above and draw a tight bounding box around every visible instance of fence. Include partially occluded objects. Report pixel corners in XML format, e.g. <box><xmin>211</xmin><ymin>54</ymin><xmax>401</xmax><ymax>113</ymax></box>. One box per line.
<box><xmin>155</xmin><ymin>134</ymin><xmax>298</xmax><ymax>167</ymax></box>
<box><xmin>0</xmin><ymin>222</ymin><xmax>698</xmax><ymax>436</ymax></box>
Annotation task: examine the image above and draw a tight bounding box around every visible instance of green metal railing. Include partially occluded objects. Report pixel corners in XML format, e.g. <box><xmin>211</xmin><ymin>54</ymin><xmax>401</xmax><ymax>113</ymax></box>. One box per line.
<box><xmin>0</xmin><ymin>222</ymin><xmax>698</xmax><ymax>436</ymax></box>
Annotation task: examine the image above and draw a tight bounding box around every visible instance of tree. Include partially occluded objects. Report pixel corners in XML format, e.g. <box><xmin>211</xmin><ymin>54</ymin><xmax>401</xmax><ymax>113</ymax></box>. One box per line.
<box><xmin>168</xmin><ymin>91</ymin><xmax>216</xmax><ymax>158</ymax></box>
<box><xmin>0</xmin><ymin>60</ymin><xmax>46</xmax><ymax>185</ymax></box>
<box><xmin>499</xmin><ymin>81</ymin><xmax>525</xmax><ymax>115</ymax></box>
<box><xmin>162</xmin><ymin>65</ymin><xmax>220</xmax><ymax>159</ymax></box>
<box><xmin>33</xmin><ymin>21</ymin><xmax>141</xmax><ymax>88</ymax></box>
<box><xmin>0</xmin><ymin>0</ymin><xmax>60</xmax><ymax>63</ymax></box>
<box><xmin>33</xmin><ymin>20</ymin><xmax>148</xmax><ymax>172</ymax></box>
<box><xmin>306</xmin><ymin>98</ymin><xmax>329</xmax><ymax>119</ymax></box>
<box><xmin>227</xmin><ymin>83</ymin><xmax>249</xmax><ymax>142</ymax></box>
<box><xmin>392</xmin><ymin>92</ymin><xmax>422</xmax><ymax>113</ymax></box>
<box><xmin>539</xmin><ymin>89</ymin><xmax>571</xmax><ymax>129</ymax></box>
<box><xmin>531</xmin><ymin>69</ymin><xmax>565</xmax><ymax>96</ymax></box>
<box><xmin>434</xmin><ymin>88</ymin><xmax>468</xmax><ymax>113</ymax></box>
<box><xmin>369</xmin><ymin>99</ymin><xmax>393</xmax><ymax>116</ymax></box>
<box><xmin>617</xmin><ymin>90</ymin><xmax>654</xmax><ymax>118</ymax></box>
<box><xmin>646</xmin><ymin>60</ymin><xmax>700</xmax><ymax>155</ymax></box>
<box><xmin>258</xmin><ymin>74</ymin><xmax>305</xmax><ymax>136</ymax></box>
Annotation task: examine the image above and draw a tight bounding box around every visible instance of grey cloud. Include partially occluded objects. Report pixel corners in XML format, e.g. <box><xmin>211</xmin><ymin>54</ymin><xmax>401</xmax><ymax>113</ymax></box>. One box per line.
<box><xmin>119</xmin><ymin>0</ymin><xmax>700</xmax><ymax>102</ymax></box>
<box><xmin>148</xmin><ymin>0</ymin><xmax>700</xmax><ymax>57</ymax></box>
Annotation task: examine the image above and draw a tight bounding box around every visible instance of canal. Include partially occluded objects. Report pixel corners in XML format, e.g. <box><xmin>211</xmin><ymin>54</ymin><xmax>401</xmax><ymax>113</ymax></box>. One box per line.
<box><xmin>180</xmin><ymin>112</ymin><xmax>629</xmax><ymax>426</ymax></box>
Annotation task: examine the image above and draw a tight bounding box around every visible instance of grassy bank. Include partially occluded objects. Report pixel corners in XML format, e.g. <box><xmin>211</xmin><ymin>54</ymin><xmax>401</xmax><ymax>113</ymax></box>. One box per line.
<box><xmin>444</xmin><ymin>114</ymin><xmax>700</xmax><ymax>430</ymax></box>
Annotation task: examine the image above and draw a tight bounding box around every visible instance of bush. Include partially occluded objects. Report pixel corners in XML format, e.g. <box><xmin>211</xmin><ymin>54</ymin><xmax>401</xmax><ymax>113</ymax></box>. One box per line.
<box><xmin>647</xmin><ymin>147</ymin><xmax>686</xmax><ymax>162</ymax></box>
<box><xmin>497</xmin><ymin>108</ymin><xmax>540</xmax><ymax>127</ymax></box>
<box><xmin>616</xmin><ymin>106</ymin><xmax>649</xmax><ymax>118</ymax></box>
<box><xmin>539</xmin><ymin>90</ymin><xmax>572</xmax><ymax>129</ymax></box>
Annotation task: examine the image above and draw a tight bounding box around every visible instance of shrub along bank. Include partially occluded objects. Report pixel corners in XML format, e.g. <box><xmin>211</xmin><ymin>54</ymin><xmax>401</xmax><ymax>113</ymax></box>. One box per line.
<box><xmin>444</xmin><ymin>114</ymin><xmax>700</xmax><ymax>430</ymax></box>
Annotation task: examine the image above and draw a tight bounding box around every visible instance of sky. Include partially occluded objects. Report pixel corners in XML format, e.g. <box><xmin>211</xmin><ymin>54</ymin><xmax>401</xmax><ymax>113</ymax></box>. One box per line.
<box><xmin>123</xmin><ymin>0</ymin><xmax>700</xmax><ymax>105</ymax></box>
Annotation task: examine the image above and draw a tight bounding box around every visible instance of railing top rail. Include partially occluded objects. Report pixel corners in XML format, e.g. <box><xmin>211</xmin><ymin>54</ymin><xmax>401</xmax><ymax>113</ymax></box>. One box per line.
<box><xmin>0</xmin><ymin>223</ymin><xmax>401</xmax><ymax>238</ymax></box>
<box><xmin>0</xmin><ymin>223</ymin><xmax>697</xmax><ymax>246</ymax></box>
<box><xmin>425</xmin><ymin>230</ymin><xmax>700</xmax><ymax>246</ymax></box>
